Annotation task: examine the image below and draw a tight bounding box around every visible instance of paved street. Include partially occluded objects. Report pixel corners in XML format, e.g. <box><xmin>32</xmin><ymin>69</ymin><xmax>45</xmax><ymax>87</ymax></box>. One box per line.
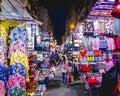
<box><xmin>43</xmin><ymin>71</ymin><xmax>90</xmax><ymax>96</ymax></box>
<box><xmin>44</xmin><ymin>86</ymin><xmax>78</xmax><ymax>96</ymax></box>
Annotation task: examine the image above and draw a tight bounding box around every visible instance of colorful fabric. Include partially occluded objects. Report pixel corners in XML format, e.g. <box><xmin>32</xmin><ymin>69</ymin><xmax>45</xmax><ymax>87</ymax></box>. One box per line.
<box><xmin>8</xmin><ymin>62</ymin><xmax>26</xmax><ymax>78</ymax></box>
<box><xmin>86</xmin><ymin>56</ymin><xmax>94</xmax><ymax>62</ymax></box>
<box><xmin>98</xmin><ymin>21</ymin><xmax>105</xmax><ymax>34</ymax></box>
<box><xmin>94</xmin><ymin>56</ymin><xmax>103</xmax><ymax>62</ymax></box>
<box><xmin>10</xmin><ymin>51</ymin><xmax>29</xmax><ymax>82</ymax></box>
<box><xmin>99</xmin><ymin>37</ymin><xmax>108</xmax><ymax>50</ymax></box>
<box><xmin>79</xmin><ymin>50</ymin><xmax>87</xmax><ymax>57</ymax></box>
<box><xmin>81</xmin><ymin>64</ymin><xmax>91</xmax><ymax>72</ymax></box>
<box><xmin>0</xmin><ymin>37</ymin><xmax>7</xmax><ymax>53</ymax></box>
<box><xmin>0</xmin><ymin>24</ymin><xmax>8</xmax><ymax>40</ymax></box>
<box><xmin>0</xmin><ymin>80</ymin><xmax>6</xmax><ymax>96</ymax></box>
<box><xmin>104</xmin><ymin>20</ymin><xmax>114</xmax><ymax>34</ymax></box>
<box><xmin>9</xmin><ymin>41</ymin><xmax>27</xmax><ymax>55</ymax></box>
<box><xmin>87</xmin><ymin>51</ymin><xmax>94</xmax><ymax>56</ymax></box>
<box><xmin>94</xmin><ymin>50</ymin><xmax>102</xmax><ymax>56</ymax></box>
<box><xmin>10</xmin><ymin>26</ymin><xmax>28</xmax><ymax>45</ymax></box>
<box><xmin>106</xmin><ymin>38</ymin><xmax>115</xmax><ymax>50</ymax></box>
<box><xmin>114</xmin><ymin>18</ymin><xmax>120</xmax><ymax>35</ymax></box>
<box><xmin>104</xmin><ymin>61</ymin><xmax>114</xmax><ymax>71</ymax></box>
<box><xmin>115</xmin><ymin>36</ymin><xmax>120</xmax><ymax>49</ymax></box>
<box><xmin>0</xmin><ymin>52</ymin><xmax>7</xmax><ymax>67</ymax></box>
<box><xmin>8</xmin><ymin>73</ymin><xmax>26</xmax><ymax>90</ymax></box>
<box><xmin>10</xmin><ymin>51</ymin><xmax>29</xmax><ymax>69</ymax></box>
<box><xmin>83</xmin><ymin>21</ymin><xmax>95</xmax><ymax>32</ymax></box>
<box><xmin>0</xmin><ymin>64</ymin><xmax>7</xmax><ymax>83</ymax></box>
<box><xmin>103</xmin><ymin>50</ymin><xmax>112</xmax><ymax>61</ymax></box>
<box><xmin>91</xmin><ymin>64</ymin><xmax>98</xmax><ymax>73</ymax></box>
<box><xmin>0</xmin><ymin>37</ymin><xmax>7</xmax><ymax>67</ymax></box>
<box><xmin>79</xmin><ymin>57</ymin><xmax>86</xmax><ymax>62</ymax></box>
<box><xmin>92</xmin><ymin>38</ymin><xmax>99</xmax><ymax>50</ymax></box>
<box><xmin>82</xmin><ymin>36</ymin><xmax>93</xmax><ymax>50</ymax></box>
<box><xmin>93</xmin><ymin>20</ymin><xmax>100</xmax><ymax>35</ymax></box>
<box><xmin>9</xmin><ymin>86</ymin><xmax>26</xmax><ymax>96</ymax></box>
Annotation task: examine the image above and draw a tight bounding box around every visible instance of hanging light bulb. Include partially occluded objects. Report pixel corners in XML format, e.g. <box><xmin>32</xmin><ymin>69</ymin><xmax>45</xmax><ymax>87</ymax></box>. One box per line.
<box><xmin>111</xmin><ymin>0</ymin><xmax>120</xmax><ymax>18</ymax></box>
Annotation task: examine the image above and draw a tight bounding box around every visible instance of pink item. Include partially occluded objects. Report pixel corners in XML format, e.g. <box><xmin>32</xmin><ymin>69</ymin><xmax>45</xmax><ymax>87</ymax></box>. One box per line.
<box><xmin>104</xmin><ymin>61</ymin><xmax>114</xmax><ymax>71</ymax></box>
<box><xmin>0</xmin><ymin>52</ymin><xmax>6</xmax><ymax>66</ymax></box>
<box><xmin>57</xmin><ymin>61</ymin><xmax>69</xmax><ymax>73</ymax></box>
<box><xmin>92</xmin><ymin>38</ymin><xmax>99</xmax><ymax>50</ymax></box>
<box><xmin>9</xmin><ymin>41</ymin><xmax>27</xmax><ymax>55</ymax></box>
<box><xmin>115</xmin><ymin>36</ymin><xmax>120</xmax><ymax>49</ymax></box>
<box><xmin>8</xmin><ymin>73</ymin><xmax>26</xmax><ymax>90</ymax></box>
<box><xmin>107</xmin><ymin>38</ymin><xmax>115</xmax><ymax>50</ymax></box>
<box><xmin>0</xmin><ymin>80</ymin><xmax>6</xmax><ymax>96</ymax></box>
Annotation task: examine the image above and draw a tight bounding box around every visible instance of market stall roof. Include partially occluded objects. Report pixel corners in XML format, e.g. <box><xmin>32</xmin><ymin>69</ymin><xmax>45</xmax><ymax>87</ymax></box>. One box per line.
<box><xmin>87</xmin><ymin>0</ymin><xmax>115</xmax><ymax>20</ymax></box>
<box><xmin>0</xmin><ymin>0</ymin><xmax>33</xmax><ymax>21</ymax></box>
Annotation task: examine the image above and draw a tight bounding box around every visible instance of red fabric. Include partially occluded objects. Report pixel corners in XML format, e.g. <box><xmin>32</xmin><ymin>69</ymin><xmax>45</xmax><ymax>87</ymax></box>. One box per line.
<box><xmin>115</xmin><ymin>36</ymin><xmax>120</xmax><ymax>49</ymax></box>
<box><xmin>81</xmin><ymin>65</ymin><xmax>91</xmax><ymax>72</ymax></box>
<box><xmin>94</xmin><ymin>50</ymin><xmax>102</xmax><ymax>56</ymax></box>
<box><xmin>80</xmin><ymin>51</ymin><xmax>87</xmax><ymax>57</ymax></box>
<box><xmin>87</xmin><ymin>77</ymin><xmax>98</xmax><ymax>84</ymax></box>
<box><xmin>67</xmin><ymin>72</ymin><xmax>71</xmax><ymax>84</ymax></box>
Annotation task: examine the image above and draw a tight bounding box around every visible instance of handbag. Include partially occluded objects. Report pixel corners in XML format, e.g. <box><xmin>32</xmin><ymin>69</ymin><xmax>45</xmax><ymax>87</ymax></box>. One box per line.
<box><xmin>67</xmin><ymin>72</ymin><xmax>71</xmax><ymax>84</ymax></box>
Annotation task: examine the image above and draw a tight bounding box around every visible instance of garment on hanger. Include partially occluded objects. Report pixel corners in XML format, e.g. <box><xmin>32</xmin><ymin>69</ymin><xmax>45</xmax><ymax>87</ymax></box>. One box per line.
<box><xmin>9</xmin><ymin>86</ymin><xmax>26</xmax><ymax>96</ymax></box>
<box><xmin>114</xmin><ymin>36</ymin><xmax>120</xmax><ymax>49</ymax></box>
<box><xmin>8</xmin><ymin>63</ymin><xmax>26</xmax><ymax>78</ymax></box>
<box><xmin>8</xmin><ymin>73</ymin><xmax>26</xmax><ymax>90</ymax></box>
<box><xmin>98</xmin><ymin>21</ymin><xmax>105</xmax><ymax>34</ymax></box>
<box><xmin>93</xmin><ymin>20</ymin><xmax>100</xmax><ymax>35</ymax></box>
<box><xmin>104</xmin><ymin>20</ymin><xmax>114</xmax><ymax>35</ymax></box>
<box><xmin>9</xmin><ymin>40</ymin><xmax>27</xmax><ymax>56</ymax></box>
<box><xmin>0</xmin><ymin>80</ymin><xmax>6</xmax><ymax>96</ymax></box>
<box><xmin>106</xmin><ymin>37</ymin><xmax>115</xmax><ymax>50</ymax></box>
<box><xmin>10</xmin><ymin>26</ymin><xmax>28</xmax><ymax>46</ymax></box>
<box><xmin>99</xmin><ymin>36</ymin><xmax>108</xmax><ymax>50</ymax></box>
<box><xmin>92</xmin><ymin>37</ymin><xmax>100</xmax><ymax>50</ymax></box>
<box><xmin>114</xmin><ymin>18</ymin><xmax>120</xmax><ymax>35</ymax></box>
<box><xmin>104</xmin><ymin>61</ymin><xmax>114</xmax><ymax>71</ymax></box>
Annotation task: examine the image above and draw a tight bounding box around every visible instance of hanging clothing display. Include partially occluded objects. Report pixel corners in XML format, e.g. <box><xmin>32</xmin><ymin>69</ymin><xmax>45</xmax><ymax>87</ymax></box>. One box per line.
<box><xmin>10</xmin><ymin>26</ymin><xmax>28</xmax><ymax>45</ymax></box>
<box><xmin>114</xmin><ymin>18</ymin><xmax>120</xmax><ymax>35</ymax></box>
<box><xmin>104</xmin><ymin>20</ymin><xmax>114</xmax><ymax>35</ymax></box>
<box><xmin>8</xmin><ymin>25</ymin><xmax>29</xmax><ymax>96</ymax></box>
<box><xmin>114</xmin><ymin>36</ymin><xmax>120</xmax><ymax>49</ymax></box>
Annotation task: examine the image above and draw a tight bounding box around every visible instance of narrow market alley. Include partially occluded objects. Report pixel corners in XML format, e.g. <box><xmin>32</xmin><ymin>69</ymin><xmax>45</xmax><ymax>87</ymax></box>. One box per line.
<box><xmin>33</xmin><ymin>71</ymin><xmax>97</xmax><ymax>96</ymax></box>
<box><xmin>1</xmin><ymin>0</ymin><xmax>120</xmax><ymax>96</ymax></box>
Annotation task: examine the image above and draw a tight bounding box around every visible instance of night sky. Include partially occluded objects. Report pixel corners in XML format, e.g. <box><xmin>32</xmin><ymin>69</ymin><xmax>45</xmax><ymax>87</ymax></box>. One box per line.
<box><xmin>48</xmin><ymin>7</ymin><xmax>69</xmax><ymax>43</ymax></box>
<box><xmin>39</xmin><ymin>0</ymin><xmax>73</xmax><ymax>43</ymax></box>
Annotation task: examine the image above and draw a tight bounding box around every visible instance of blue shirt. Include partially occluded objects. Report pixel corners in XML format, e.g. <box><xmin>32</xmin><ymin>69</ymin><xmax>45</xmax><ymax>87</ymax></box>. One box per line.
<box><xmin>0</xmin><ymin>64</ymin><xmax>7</xmax><ymax>83</ymax></box>
<box><xmin>10</xmin><ymin>26</ymin><xmax>28</xmax><ymax>46</ymax></box>
<box><xmin>8</xmin><ymin>63</ymin><xmax>26</xmax><ymax>78</ymax></box>
<box><xmin>99</xmin><ymin>37</ymin><xmax>108</xmax><ymax>50</ymax></box>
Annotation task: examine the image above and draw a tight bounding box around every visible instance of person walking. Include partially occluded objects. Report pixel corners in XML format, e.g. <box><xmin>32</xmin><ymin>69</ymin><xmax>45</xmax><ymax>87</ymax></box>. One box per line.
<box><xmin>57</xmin><ymin>56</ymin><xmax>69</xmax><ymax>87</ymax></box>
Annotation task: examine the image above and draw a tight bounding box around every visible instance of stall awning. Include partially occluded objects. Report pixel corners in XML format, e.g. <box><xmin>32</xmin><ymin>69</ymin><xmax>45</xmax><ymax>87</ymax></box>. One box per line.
<box><xmin>87</xmin><ymin>0</ymin><xmax>115</xmax><ymax>20</ymax></box>
<box><xmin>0</xmin><ymin>0</ymin><xmax>33</xmax><ymax>20</ymax></box>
